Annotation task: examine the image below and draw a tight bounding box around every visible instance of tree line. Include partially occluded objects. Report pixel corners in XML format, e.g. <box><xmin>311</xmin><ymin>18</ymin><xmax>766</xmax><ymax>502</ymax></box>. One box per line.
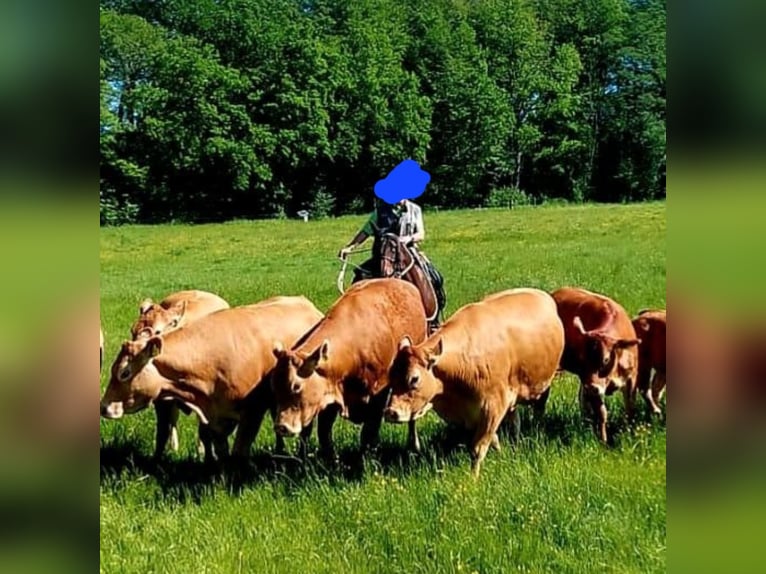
<box><xmin>100</xmin><ymin>0</ymin><xmax>665</xmax><ymax>224</ymax></box>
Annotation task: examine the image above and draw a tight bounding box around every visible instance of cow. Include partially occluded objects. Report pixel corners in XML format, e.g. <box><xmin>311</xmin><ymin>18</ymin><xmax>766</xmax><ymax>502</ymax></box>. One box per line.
<box><xmin>551</xmin><ymin>287</ymin><xmax>641</xmax><ymax>443</ymax></box>
<box><xmin>130</xmin><ymin>289</ymin><xmax>230</xmax><ymax>339</ymax></box>
<box><xmin>384</xmin><ymin>288</ymin><xmax>564</xmax><ymax>477</ymax></box>
<box><xmin>129</xmin><ymin>289</ymin><xmax>231</xmax><ymax>459</ymax></box>
<box><xmin>632</xmin><ymin>309</ymin><xmax>666</xmax><ymax>415</ymax></box>
<box><xmin>270</xmin><ymin>279</ymin><xmax>428</xmax><ymax>458</ymax></box>
<box><xmin>100</xmin><ymin>296</ymin><xmax>323</xmax><ymax>461</ymax></box>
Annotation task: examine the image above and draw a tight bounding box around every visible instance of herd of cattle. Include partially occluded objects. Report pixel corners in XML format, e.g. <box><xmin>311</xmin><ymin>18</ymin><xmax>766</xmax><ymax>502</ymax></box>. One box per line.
<box><xmin>99</xmin><ymin>280</ymin><xmax>666</xmax><ymax>476</ymax></box>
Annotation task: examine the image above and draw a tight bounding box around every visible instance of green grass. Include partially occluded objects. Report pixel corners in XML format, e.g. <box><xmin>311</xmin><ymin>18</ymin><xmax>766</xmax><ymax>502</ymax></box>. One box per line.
<box><xmin>100</xmin><ymin>203</ymin><xmax>666</xmax><ymax>574</ymax></box>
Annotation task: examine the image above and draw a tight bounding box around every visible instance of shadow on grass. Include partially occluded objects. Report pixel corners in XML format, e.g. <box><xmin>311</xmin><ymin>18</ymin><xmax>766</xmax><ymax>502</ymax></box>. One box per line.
<box><xmin>100</xmin><ymin>407</ymin><xmax>666</xmax><ymax>503</ymax></box>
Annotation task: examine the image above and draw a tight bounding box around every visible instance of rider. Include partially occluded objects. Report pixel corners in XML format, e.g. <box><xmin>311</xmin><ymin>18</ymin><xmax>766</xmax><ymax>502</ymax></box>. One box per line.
<box><xmin>338</xmin><ymin>197</ymin><xmax>446</xmax><ymax>324</ymax></box>
<box><xmin>338</xmin><ymin>198</ymin><xmax>425</xmax><ymax>281</ymax></box>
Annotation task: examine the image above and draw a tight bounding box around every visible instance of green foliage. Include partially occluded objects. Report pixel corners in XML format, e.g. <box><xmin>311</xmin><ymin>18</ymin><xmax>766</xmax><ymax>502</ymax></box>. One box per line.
<box><xmin>100</xmin><ymin>189</ymin><xmax>140</xmax><ymax>226</ymax></box>
<box><xmin>310</xmin><ymin>189</ymin><xmax>336</xmax><ymax>219</ymax></box>
<box><xmin>100</xmin><ymin>203</ymin><xmax>666</xmax><ymax>573</ymax></box>
<box><xmin>99</xmin><ymin>0</ymin><xmax>666</xmax><ymax>224</ymax></box>
<box><xmin>484</xmin><ymin>187</ymin><xmax>533</xmax><ymax>208</ymax></box>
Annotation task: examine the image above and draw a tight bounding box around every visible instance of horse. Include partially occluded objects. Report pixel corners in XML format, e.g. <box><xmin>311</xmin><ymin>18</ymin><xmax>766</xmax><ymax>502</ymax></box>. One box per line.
<box><xmin>377</xmin><ymin>233</ymin><xmax>444</xmax><ymax>333</ymax></box>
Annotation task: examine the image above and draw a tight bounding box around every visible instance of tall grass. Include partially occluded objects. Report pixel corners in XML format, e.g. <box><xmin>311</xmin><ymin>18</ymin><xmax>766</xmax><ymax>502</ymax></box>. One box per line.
<box><xmin>100</xmin><ymin>203</ymin><xmax>666</xmax><ymax>573</ymax></box>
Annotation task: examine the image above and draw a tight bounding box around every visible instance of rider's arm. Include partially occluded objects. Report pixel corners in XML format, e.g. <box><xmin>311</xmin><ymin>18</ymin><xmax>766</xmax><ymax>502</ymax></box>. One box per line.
<box><xmin>339</xmin><ymin>211</ymin><xmax>374</xmax><ymax>257</ymax></box>
<box><xmin>345</xmin><ymin>229</ymin><xmax>369</xmax><ymax>249</ymax></box>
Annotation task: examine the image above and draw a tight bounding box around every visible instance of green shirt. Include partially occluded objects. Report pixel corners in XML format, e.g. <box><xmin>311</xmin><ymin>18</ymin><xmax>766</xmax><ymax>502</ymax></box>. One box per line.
<box><xmin>361</xmin><ymin>204</ymin><xmax>405</xmax><ymax>236</ymax></box>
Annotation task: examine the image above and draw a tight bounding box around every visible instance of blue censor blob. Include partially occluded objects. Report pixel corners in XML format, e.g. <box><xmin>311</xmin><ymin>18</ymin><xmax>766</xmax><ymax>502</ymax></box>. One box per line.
<box><xmin>374</xmin><ymin>159</ymin><xmax>431</xmax><ymax>204</ymax></box>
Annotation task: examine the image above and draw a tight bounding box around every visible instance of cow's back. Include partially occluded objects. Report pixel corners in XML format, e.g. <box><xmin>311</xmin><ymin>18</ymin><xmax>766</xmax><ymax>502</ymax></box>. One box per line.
<box><xmin>159</xmin><ymin>298</ymin><xmax>323</xmax><ymax>397</ymax></box>
<box><xmin>161</xmin><ymin>289</ymin><xmax>230</xmax><ymax>324</ymax></box>
<box><xmin>439</xmin><ymin>288</ymin><xmax>564</xmax><ymax>398</ymax></box>
<box><xmin>298</xmin><ymin>279</ymin><xmax>427</xmax><ymax>391</ymax></box>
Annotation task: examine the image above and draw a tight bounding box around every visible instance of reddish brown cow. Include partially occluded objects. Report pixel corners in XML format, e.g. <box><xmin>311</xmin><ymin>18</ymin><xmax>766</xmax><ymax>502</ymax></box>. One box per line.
<box><xmin>551</xmin><ymin>287</ymin><xmax>640</xmax><ymax>443</ymax></box>
<box><xmin>100</xmin><ymin>297</ymin><xmax>323</xmax><ymax>461</ymax></box>
<box><xmin>130</xmin><ymin>289</ymin><xmax>231</xmax><ymax>459</ymax></box>
<box><xmin>271</xmin><ymin>279</ymin><xmax>428</xmax><ymax>456</ymax></box>
<box><xmin>633</xmin><ymin>309</ymin><xmax>666</xmax><ymax>415</ymax></box>
<box><xmin>384</xmin><ymin>288</ymin><xmax>564</xmax><ymax>477</ymax></box>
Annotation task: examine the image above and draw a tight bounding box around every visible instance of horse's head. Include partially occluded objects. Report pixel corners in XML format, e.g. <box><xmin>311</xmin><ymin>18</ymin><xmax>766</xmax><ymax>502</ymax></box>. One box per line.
<box><xmin>379</xmin><ymin>233</ymin><xmax>409</xmax><ymax>278</ymax></box>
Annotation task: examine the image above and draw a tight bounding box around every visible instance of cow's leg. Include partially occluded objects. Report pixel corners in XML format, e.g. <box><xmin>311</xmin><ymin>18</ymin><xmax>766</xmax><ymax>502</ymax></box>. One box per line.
<box><xmin>210</xmin><ymin>424</ymin><xmax>230</xmax><ymax>461</ymax></box>
<box><xmin>198</xmin><ymin>423</ymin><xmax>214</xmax><ymax>462</ymax></box>
<box><xmin>360</xmin><ymin>391</ymin><xmax>387</xmax><ymax>452</ymax></box>
<box><xmin>298</xmin><ymin>418</ymin><xmax>314</xmax><ymax>459</ymax></box>
<box><xmin>407</xmin><ymin>418</ymin><xmax>421</xmax><ymax>453</ymax></box>
<box><xmin>590</xmin><ymin>394</ymin><xmax>609</xmax><ymax>444</ymax></box>
<box><xmin>470</xmin><ymin>407</ymin><xmax>504</xmax><ymax>478</ymax></box>
<box><xmin>578</xmin><ymin>383</ymin><xmax>590</xmax><ymax>420</ymax></box>
<box><xmin>532</xmin><ymin>386</ymin><xmax>552</xmax><ymax>426</ymax></box>
<box><xmin>318</xmin><ymin>406</ymin><xmax>339</xmax><ymax>460</ymax></box>
<box><xmin>636</xmin><ymin>360</ymin><xmax>656</xmax><ymax>415</ymax></box>
<box><xmin>198</xmin><ymin>422</ymin><xmax>215</xmax><ymax>463</ymax></box>
<box><xmin>622</xmin><ymin>380</ymin><xmax>637</xmax><ymax>422</ymax></box>
<box><xmin>153</xmin><ymin>401</ymin><xmax>179</xmax><ymax>460</ymax></box>
<box><xmin>232</xmin><ymin>403</ymin><xmax>269</xmax><ymax>459</ymax></box>
<box><xmin>491</xmin><ymin>433</ymin><xmax>501</xmax><ymax>452</ymax></box>
<box><xmin>650</xmin><ymin>371</ymin><xmax>666</xmax><ymax>414</ymax></box>
<box><xmin>507</xmin><ymin>408</ymin><xmax>521</xmax><ymax>443</ymax></box>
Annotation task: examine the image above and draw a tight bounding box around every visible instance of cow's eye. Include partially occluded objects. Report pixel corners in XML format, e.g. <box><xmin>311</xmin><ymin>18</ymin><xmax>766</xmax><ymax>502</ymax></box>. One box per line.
<box><xmin>291</xmin><ymin>381</ymin><xmax>303</xmax><ymax>394</ymax></box>
<box><xmin>118</xmin><ymin>367</ymin><xmax>131</xmax><ymax>382</ymax></box>
<box><xmin>154</xmin><ymin>330</ymin><xmax>161</xmax><ymax>335</ymax></box>
<box><xmin>603</xmin><ymin>355</ymin><xmax>611</xmax><ymax>365</ymax></box>
<box><xmin>409</xmin><ymin>374</ymin><xmax>420</xmax><ymax>390</ymax></box>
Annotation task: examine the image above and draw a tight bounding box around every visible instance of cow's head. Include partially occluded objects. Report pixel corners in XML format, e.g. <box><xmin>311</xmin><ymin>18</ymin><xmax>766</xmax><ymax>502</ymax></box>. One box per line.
<box><xmin>130</xmin><ymin>299</ymin><xmax>187</xmax><ymax>339</ymax></box>
<box><xmin>100</xmin><ymin>337</ymin><xmax>164</xmax><ymax>419</ymax></box>
<box><xmin>574</xmin><ymin>316</ymin><xmax>640</xmax><ymax>383</ymax></box>
<box><xmin>270</xmin><ymin>339</ymin><xmax>336</xmax><ymax>437</ymax></box>
<box><xmin>384</xmin><ymin>336</ymin><xmax>441</xmax><ymax>423</ymax></box>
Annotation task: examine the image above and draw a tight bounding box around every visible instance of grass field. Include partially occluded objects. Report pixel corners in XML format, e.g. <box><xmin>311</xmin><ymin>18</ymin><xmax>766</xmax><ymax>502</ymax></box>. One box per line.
<box><xmin>100</xmin><ymin>203</ymin><xmax>666</xmax><ymax>574</ymax></box>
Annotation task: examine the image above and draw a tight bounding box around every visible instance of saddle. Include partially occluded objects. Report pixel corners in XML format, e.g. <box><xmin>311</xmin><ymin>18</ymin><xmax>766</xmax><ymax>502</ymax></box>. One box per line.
<box><xmin>409</xmin><ymin>248</ymin><xmax>447</xmax><ymax>316</ymax></box>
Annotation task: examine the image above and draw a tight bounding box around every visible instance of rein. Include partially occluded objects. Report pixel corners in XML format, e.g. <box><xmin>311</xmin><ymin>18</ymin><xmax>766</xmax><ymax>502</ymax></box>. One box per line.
<box><xmin>380</xmin><ymin>235</ymin><xmax>414</xmax><ymax>278</ymax></box>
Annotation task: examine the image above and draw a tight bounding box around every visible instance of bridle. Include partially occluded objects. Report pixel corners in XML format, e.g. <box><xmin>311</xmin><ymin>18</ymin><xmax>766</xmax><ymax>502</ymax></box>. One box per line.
<box><xmin>380</xmin><ymin>234</ymin><xmax>414</xmax><ymax>278</ymax></box>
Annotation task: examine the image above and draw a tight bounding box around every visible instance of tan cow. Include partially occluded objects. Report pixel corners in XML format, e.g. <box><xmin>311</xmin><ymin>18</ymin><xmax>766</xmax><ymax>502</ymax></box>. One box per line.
<box><xmin>632</xmin><ymin>309</ymin><xmax>666</xmax><ymax>415</ymax></box>
<box><xmin>551</xmin><ymin>287</ymin><xmax>640</xmax><ymax>443</ymax></box>
<box><xmin>101</xmin><ymin>296</ymin><xmax>323</xmax><ymax>461</ymax></box>
<box><xmin>130</xmin><ymin>289</ymin><xmax>230</xmax><ymax>339</ymax></box>
<box><xmin>271</xmin><ymin>279</ymin><xmax>428</xmax><ymax>457</ymax></box>
<box><xmin>130</xmin><ymin>289</ymin><xmax>230</xmax><ymax>459</ymax></box>
<box><xmin>384</xmin><ymin>288</ymin><xmax>564</xmax><ymax>477</ymax></box>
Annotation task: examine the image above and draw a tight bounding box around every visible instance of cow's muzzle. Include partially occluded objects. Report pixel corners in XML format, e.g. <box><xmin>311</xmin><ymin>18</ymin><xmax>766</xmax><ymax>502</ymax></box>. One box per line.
<box><xmin>100</xmin><ymin>402</ymin><xmax>124</xmax><ymax>419</ymax></box>
<box><xmin>274</xmin><ymin>422</ymin><xmax>300</xmax><ymax>437</ymax></box>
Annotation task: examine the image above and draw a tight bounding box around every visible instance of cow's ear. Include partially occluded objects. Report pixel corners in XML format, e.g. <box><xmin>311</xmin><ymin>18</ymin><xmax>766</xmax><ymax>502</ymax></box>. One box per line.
<box><xmin>426</xmin><ymin>338</ymin><xmax>443</xmax><ymax>370</ymax></box>
<box><xmin>139</xmin><ymin>299</ymin><xmax>153</xmax><ymax>315</ymax></box>
<box><xmin>398</xmin><ymin>336</ymin><xmax>412</xmax><ymax>352</ymax></box>
<box><xmin>272</xmin><ymin>341</ymin><xmax>286</xmax><ymax>360</ymax></box>
<box><xmin>616</xmin><ymin>338</ymin><xmax>640</xmax><ymax>349</ymax></box>
<box><xmin>169</xmin><ymin>300</ymin><xmax>187</xmax><ymax>327</ymax></box>
<box><xmin>573</xmin><ymin>316</ymin><xmax>587</xmax><ymax>335</ymax></box>
<box><xmin>635</xmin><ymin>318</ymin><xmax>651</xmax><ymax>332</ymax></box>
<box><xmin>147</xmin><ymin>336</ymin><xmax>163</xmax><ymax>358</ymax></box>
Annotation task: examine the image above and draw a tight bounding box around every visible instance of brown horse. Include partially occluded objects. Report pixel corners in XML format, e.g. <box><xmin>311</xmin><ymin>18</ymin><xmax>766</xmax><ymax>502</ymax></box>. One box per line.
<box><xmin>377</xmin><ymin>233</ymin><xmax>443</xmax><ymax>332</ymax></box>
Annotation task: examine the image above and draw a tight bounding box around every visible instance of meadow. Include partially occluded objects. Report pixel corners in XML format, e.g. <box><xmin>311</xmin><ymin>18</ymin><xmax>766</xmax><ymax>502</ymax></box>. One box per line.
<box><xmin>100</xmin><ymin>203</ymin><xmax>666</xmax><ymax>573</ymax></box>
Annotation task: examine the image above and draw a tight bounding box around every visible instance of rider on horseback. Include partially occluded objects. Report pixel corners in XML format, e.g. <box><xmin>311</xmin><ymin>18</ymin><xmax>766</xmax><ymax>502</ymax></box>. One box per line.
<box><xmin>338</xmin><ymin>198</ymin><xmax>446</xmax><ymax>326</ymax></box>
